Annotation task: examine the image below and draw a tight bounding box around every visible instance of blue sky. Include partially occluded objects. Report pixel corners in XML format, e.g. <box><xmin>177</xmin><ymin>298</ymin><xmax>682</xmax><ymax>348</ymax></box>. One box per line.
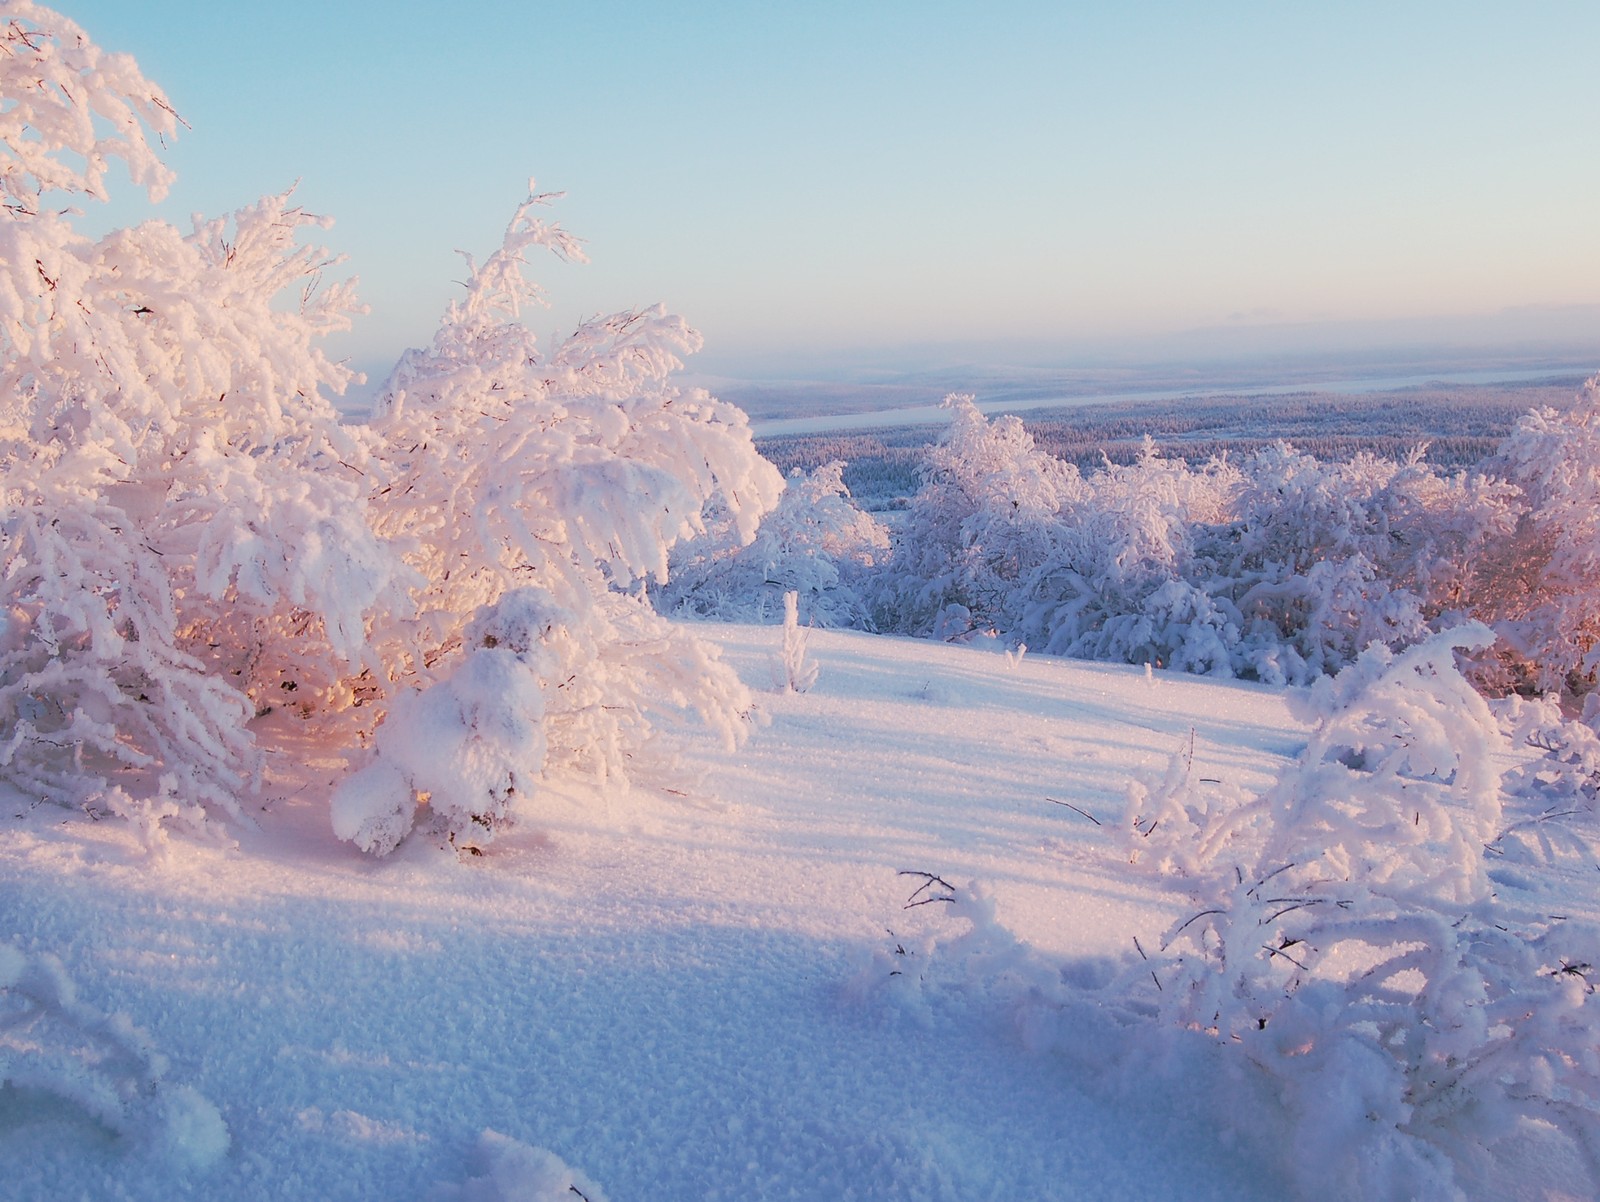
<box><xmin>55</xmin><ymin>1</ymin><xmax>1600</xmax><ymax>385</ymax></box>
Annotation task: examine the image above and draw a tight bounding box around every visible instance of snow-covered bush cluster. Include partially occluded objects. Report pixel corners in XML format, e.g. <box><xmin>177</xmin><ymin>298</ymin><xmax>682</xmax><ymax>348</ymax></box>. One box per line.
<box><xmin>0</xmin><ymin>3</ymin><xmax>780</xmax><ymax>853</ymax></box>
<box><xmin>865</xmin><ymin>625</ymin><xmax>1600</xmax><ymax>1201</ymax></box>
<box><xmin>675</xmin><ymin>386</ymin><xmax>1600</xmax><ymax>700</ymax></box>
<box><xmin>861</xmin><ymin>395</ymin><xmax>1520</xmax><ymax>687</ymax></box>
<box><xmin>1139</xmin><ymin>624</ymin><xmax>1600</xmax><ymax>1197</ymax></box>
<box><xmin>653</xmin><ymin>377</ymin><xmax>1600</xmax><ymax>708</ymax></box>
<box><xmin>1470</xmin><ymin>377</ymin><xmax>1600</xmax><ymax>694</ymax></box>
<box><xmin>658</xmin><ymin>459</ymin><xmax>888</xmax><ymax>628</ymax></box>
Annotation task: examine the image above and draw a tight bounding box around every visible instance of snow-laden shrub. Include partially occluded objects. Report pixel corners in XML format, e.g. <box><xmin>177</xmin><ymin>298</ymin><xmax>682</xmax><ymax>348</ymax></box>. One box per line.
<box><xmin>1488</xmin><ymin>693</ymin><xmax>1600</xmax><ymax>864</ymax></box>
<box><xmin>1150</xmin><ymin>624</ymin><xmax>1600</xmax><ymax>1197</ymax></box>
<box><xmin>0</xmin><ymin>939</ymin><xmax>228</xmax><ymax>1170</ymax></box>
<box><xmin>1021</xmin><ymin>440</ymin><xmax>1242</xmax><ymax>673</ymax></box>
<box><xmin>1123</xmin><ymin>735</ymin><xmax>1251</xmax><ymax>878</ymax></box>
<box><xmin>874</xmin><ymin>395</ymin><xmax>1082</xmax><ymax>639</ymax></box>
<box><xmin>0</xmin><ymin>8</ymin><xmax>784</xmax><ymax>851</ymax></box>
<box><xmin>1203</xmin><ymin>444</ymin><xmax>1513</xmax><ymax>686</ymax></box>
<box><xmin>0</xmin><ymin>6</ymin><xmax>405</xmax><ymax>821</ymax></box>
<box><xmin>659</xmin><ymin>459</ymin><xmax>888</xmax><ymax>628</ymax></box>
<box><xmin>0</xmin><ymin>2</ymin><xmax>177</xmax><ymax>209</ymax></box>
<box><xmin>874</xmin><ymin>403</ymin><xmax>1244</xmax><ymax>661</ymax></box>
<box><xmin>347</xmin><ymin>193</ymin><xmax>783</xmax><ymax>849</ymax></box>
<box><xmin>332</xmin><ymin>589</ymin><xmax>558</xmax><ymax>855</ymax></box>
<box><xmin>875</xmin><ymin>402</ymin><xmax>1516</xmax><ymax>686</ymax></box>
<box><xmin>1477</xmin><ymin>375</ymin><xmax>1600</xmax><ymax>693</ymax></box>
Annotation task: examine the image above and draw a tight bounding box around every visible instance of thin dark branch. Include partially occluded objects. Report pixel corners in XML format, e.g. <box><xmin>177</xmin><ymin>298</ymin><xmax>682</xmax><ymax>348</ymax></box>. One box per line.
<box><xmin>1046</xmin><ymin>797</ymin><xmax>1101</xmax><ymax>825</ymax></box>
<box><xmin>897</xmin><ymin>870</ymin><xmax>956</xmax><ymax>908</ymax></box>
<box><xmin>1262</xmin><ymin>899</ymin><xmax>1323</xmax><ymax>924</ymax></box>
<box><xmin>1246</xmin><ymin>862</ymin><xmax>1296</xmax><ymax>897</ymax></box>
<box><xmin>1263</xmin><ymin>943</ymin><xmax>1308</xmax><ymax>970</ymax></box>
<box><xmin>1163</xmin><ymin>908</ymin><xmax>1225</xmax><ymax>949</ymax></box>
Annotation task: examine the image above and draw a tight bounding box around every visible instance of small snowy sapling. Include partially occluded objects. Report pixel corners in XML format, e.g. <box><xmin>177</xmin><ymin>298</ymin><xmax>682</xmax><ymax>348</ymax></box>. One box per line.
<box><xmin>773</xmin><ymin>590</ymin><xmax>819</xmax><ymax>693</ymax></box>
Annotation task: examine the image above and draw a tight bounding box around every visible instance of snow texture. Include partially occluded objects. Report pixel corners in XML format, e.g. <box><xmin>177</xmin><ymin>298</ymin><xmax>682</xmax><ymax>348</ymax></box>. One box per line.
<box><xmin>4</xmin><ymin>625</ymin><xmax>1593</xmax><ymax>1201</ymax></box>
<box><xmin>431</xmin><ymin>1130</ymin><xmax>608</xmax><ymax>1202</ymax></box>
<box><xmin>0</xmin><ymin>939</ymin><xmax>228</xmax><ymax>1172</ymax></box>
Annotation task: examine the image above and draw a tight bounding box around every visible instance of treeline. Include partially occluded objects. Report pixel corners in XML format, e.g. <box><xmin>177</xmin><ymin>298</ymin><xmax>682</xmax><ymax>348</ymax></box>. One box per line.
<box><xmin>675</xmin><ymin>386</ymin><xmax>1600</xmax><ymax>698</ymax></box>
<box><xmin>757</xmin><ymin>383</ymin><xmax>1580</xmax><ymax>508</ymax></box>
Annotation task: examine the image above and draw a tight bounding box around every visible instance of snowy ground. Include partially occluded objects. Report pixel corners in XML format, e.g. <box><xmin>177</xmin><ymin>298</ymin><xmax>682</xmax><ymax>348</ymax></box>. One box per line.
<box><xmin>0</xmin><ymin>626</ymin><xmax>1581</xmax><ymax>1201</ymax></box>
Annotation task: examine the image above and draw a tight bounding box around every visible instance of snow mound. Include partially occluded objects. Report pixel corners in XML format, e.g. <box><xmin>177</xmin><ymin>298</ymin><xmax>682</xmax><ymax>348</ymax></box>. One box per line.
<box><xmin>0</xmin><ymin>940</ymin><xmax>228</xmax><ymax>1172</ymax></box>
<box><xmin>432</xmin><ymin>1130</ymin><xmax>608</xmax><ymax>1202</ymax></box>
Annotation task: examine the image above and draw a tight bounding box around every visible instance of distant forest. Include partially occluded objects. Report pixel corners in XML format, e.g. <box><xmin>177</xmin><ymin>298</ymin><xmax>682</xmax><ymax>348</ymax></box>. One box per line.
<box><xmin>757</xmin><ymin>381</ymin><xmax>1584</xmax><ymax>510</ymax></box>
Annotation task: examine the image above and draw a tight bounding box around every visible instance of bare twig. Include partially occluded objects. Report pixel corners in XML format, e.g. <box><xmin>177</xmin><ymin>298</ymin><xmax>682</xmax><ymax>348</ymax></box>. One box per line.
<box><xmin>897</xmin><ymin>870</ymin><xmax>956</xmax><ymax>908</ymax></box>
<box><xmin>1163</xmin><ymin>908</ymin><xmax>1226</xmax><ymax>949</ymax></box>
<box><xmin>1047</xmin><ymin>797</ymin><xmax>1101</xmax><ymax>826</ymax></box>
<box><xmin>1245</xmin><ymin>862</ymin><xmax>1296</xmax><ymax>897</ymax></box>
<box><xmin>1267</xmin><ymin>947</ymin><xmax>1305</xmax><ymax>973</ymax></box>
<box><xmin>1260</xmin><ymin>898</ymin><xmax>1324</xmax><ymax>925</ymax></box>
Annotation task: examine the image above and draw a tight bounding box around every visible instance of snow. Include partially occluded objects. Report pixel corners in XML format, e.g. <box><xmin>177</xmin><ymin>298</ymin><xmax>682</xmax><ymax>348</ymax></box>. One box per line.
<box><xmin>4</xmin><ymin>9</ymin><xmax>1596</xmax><ymax>1198</ymax></box>
<box><xmin>3</xmin><ymin>624</ymin><xmax>1596</xmax><ymax>1201</ymax></box>
<box><xmin>0</xmin><ymin>624</ymin><xmax>1327</xmax><ymax>1201</ymax></box>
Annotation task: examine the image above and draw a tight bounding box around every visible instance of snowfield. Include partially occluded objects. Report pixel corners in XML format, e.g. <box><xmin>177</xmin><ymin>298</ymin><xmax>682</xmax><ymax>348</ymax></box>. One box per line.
<box><xmin>4</xmin><ymin>625</ymin><xmax>1591</xmax><ymax>1202</ymax></box>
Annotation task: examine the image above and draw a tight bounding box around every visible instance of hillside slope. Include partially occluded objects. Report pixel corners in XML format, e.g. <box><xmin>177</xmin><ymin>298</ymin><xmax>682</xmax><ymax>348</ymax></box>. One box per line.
<box><xmin>0</xmin><ymin>626</ymin><xmax>1585</xmax><ymax>1201</ymax></box>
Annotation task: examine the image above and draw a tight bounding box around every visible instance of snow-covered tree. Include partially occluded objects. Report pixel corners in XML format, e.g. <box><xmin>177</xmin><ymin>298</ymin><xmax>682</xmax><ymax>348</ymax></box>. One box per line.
<box><xmin>1201</xmin><ymin>444</ymin><xmax>1513</xmax><ymax>685</ymax></box>
<box><xmin>1021</xmin><ymin>439</ymin><xmax>1242</xmax><ymax>674</ymax></box>
<box><xmin>875</xmin><ymin>394</ymin><xmax>1082</xmax><ymax>640</ymax></box>
<box><xmin>1477</xmin><ymin>375</ymin><xmax>1600</xmax><ymax>693</ymax></box>
<box><xmin>0</xmin><ymin>5</ymin><xmax>405</xmax><ymax>822</ymax></box>
<box><xmin>0</xmin><ymin>6</ymin><xmax>785</xmax><ymax>852</ymax></box>
<box><xmin>660</xmin><ymin>458</ymin><xmax>888</xmax><ymax>628</ymax></box>
<box><xmin>333</xmin><ymin>189</ymin><xmax>784</xmax><ymax>850</ymax></box>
